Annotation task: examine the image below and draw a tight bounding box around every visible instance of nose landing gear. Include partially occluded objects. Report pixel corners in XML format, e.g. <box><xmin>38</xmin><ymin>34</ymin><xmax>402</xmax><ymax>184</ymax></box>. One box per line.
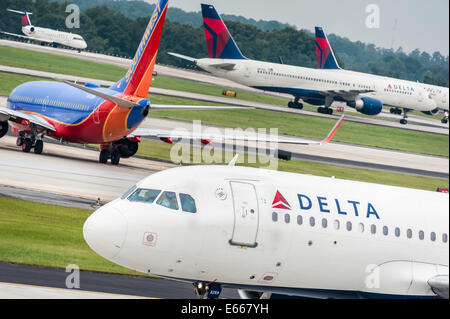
<box><xmin>193</xmin><ymin>281</ymin><xmax>222</xmax><ymax>299</ymax></box>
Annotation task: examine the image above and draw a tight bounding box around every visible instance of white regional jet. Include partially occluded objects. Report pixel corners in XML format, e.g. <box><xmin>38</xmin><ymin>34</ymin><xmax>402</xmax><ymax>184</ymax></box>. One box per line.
<box><xmin>314</xmin><ymin>27</ymin><xmax>449</xmax><ymax>124</ymax></box>
<box><xmin>1</xmin><ymin>9</ymin><xmax>87</xmax><ymax>51</ymax></box>
<box><xmin>169</xmin><ymin>4</ymin><xmax>438</xmax><ymax>125</ymax></box>
<box><xmin>84</xmin><ymin>162</ymin><xmax>449</xmax><ymax>299</ymax></box>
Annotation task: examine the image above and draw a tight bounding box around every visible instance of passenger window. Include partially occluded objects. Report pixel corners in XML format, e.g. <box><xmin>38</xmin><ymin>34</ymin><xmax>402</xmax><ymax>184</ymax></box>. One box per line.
<box><xmin>371</xmin><ymin>224</ymin><xmax>377</xmax><ymax>234</ymax></box>
<box><xmin>310</xmin><ymin>217</ymin><xmax>315</xmax><ymax>227</ymax></box>
<box><xmin>179</xmin><ymin>193</ymin><xmax>197</xmax><ymax>213</ymax></box>
<box><xmin>346</xmin><ymin>221</ymin><xmax>352</xmax><ymax>231</ymax></box>
<box><xmin>297</xmin><ymin>215</ymin><xmax>303</xmax><ymax>225</ymax></box>
<box><xmin>272</xmin><ymin>212</ymin><xmax>278</xmax><ymax>222</ymax></box>
<box><xmin>334</xmin><ymin>220</ymin><xmax>340</xmax><ymax>230</ymax></box>
<box><xmin>395</xmin><ymin>227</ymin><xmax>401</xmax><ymax>237</ymax></box>
<box><xmin>419</xmin><ymin>231</ymin><xmax>425</xmax><ymax>240</ymax></box>
<box><xmin>128</xmin><ymin>188</ymin><xmax>160</xmax><ymax>203</ymax></box>
<box><xmin>383</xmin><ymin>226</ymin><xmax>389</xmax><ymax>236</ymax></box>
<box><xmin>322</xmin><ymin>218</ymin><xmax>328</xmax><ymax>228</ymax></box>
<box><xmin>407</xmin><ymin>229</ymin><xmax>413</xmax><ymax>239</ymax></box>
<box><xmin>358</xmin><ymin>223</ymin><xmax>364</xmax><ymax>233</ymax></box>
<box><xmin>156</xmin><ymin>191</ymin><xmax>179</xmax><ymax>210</ymax></box>
<box><xmin>284</xmin><ymin>214</ymin><xmax>290</xmax><ymax>224</ymax></box>
<box><xmin>430</xmin><ymin>232</ymin><xmax>436</xmax><ymax>242</ymax></box>
<box><xmin>443</xmin><ymin>233</ymin><xmax>448</xmax><ymax>243</ymax></box>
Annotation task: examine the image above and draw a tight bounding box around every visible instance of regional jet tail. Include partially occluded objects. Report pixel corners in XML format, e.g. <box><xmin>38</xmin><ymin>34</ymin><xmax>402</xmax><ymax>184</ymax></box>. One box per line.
<box><xmin>1</xmin><ymin>9</ymin><xmax>87</xmax><ymax>51</ymax></box>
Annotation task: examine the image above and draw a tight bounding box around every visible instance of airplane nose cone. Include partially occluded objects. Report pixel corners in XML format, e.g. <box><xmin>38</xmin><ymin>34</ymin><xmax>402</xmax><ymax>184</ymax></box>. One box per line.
<box><xmin>83</xmin><ymin>207</ymin><xmax>127</xmax><ymax>260</ymax></box>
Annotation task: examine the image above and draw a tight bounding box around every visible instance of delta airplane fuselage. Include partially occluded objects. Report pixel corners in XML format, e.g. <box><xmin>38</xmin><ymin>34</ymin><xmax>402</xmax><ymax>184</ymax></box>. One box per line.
<box><xmin>84</xmin><ymin>165</ymin><xmax>449</xmax><ymax>299</ymax></box>
<box><xmin>196</xmin><ymin>58</ymin><xmax>437</xmax><ymax>113</ymax></box>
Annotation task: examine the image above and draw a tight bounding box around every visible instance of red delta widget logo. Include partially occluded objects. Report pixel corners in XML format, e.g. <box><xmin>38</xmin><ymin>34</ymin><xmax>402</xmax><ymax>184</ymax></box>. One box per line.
<box><xmin>272</xmin><ymin>191</ymin><xmax>380</xmax><ymax>219</ymax></box>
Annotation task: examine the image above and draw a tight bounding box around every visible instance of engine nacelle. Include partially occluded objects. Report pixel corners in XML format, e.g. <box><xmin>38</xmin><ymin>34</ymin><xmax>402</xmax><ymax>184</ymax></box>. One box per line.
<box><xmin>422</xmin><ymin>108</ymin><xmax>440</xmax><ymax>116</ymax></box>
<box><xmin>348</xmin><ymin>97</ymin><xmax>382</xmax><ymax>115</ymax></box>
<box><xmin>113</xmin><ymin>138</ymin><xmax>139</xmax><ymax>158</ymax></box>
<box><xmin>0</xmin><ymin>121</ymin><xmax>8</xmax><ymax>138</ymax></box>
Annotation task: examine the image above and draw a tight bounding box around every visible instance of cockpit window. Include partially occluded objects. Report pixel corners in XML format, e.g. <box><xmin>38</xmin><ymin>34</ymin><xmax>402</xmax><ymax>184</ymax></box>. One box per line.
<box><xmin>179</xmin><ymin>193</ymin><xmax>197</xmax><ymax>213</ymax></box>
<box><xmin>121</xmin><ymin>185</ymin><xmax>137</xmax><ymax>199</ymax></box>
<box><xmin>128</xmin><ymin>188</ymin><xmax>161</xmax><ymax>203</ymax></box>
<box><xmin>156</xmin><ymin>191</ymin><xmax>179</xmax><ymax>210</ymax></box>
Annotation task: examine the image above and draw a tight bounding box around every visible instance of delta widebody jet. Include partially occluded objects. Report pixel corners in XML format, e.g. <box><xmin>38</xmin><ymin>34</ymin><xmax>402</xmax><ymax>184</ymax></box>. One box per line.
<box><xmin>314</xmin><ymin>27</ymin><xmax>449</xmax><ymax>124</ymax></box>
<box><xmin>1</xmin><ymin>9</ymin><xmax>87</xmax><ymax>51</ymax></box>
<box><xmin>0</xmin><ymin>0</ymin><xmax>344</xmax><ymax>166</ymax></box>
<box><xmin>169</xmin><ymin>4</ymin><xmax>437</xmax><ymax>124</ymax></box>
<box><xmin>84</xmin><ymin>163</ymin><xmax>449</xmax><ymax>299</ymax></box>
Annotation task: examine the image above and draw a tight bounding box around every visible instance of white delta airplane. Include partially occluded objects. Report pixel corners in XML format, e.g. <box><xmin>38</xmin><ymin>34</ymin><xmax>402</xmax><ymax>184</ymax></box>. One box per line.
<box><xmin>1</xmin><ymin>9</ymin><xmax>87</xmax><ymax>51</ymax></box>
<box><xmin>169</xmin><ymin>4</ymin><xmax>441</xmax><ymax>125</ymax></box>
<box><xmin>84</xmin><ymin>158</ymin><xmax>449</xmax><ymax>299</ymax></box>
<box><xmin>314</xmin><ymin>27</ymin><xmax>449</xmax><ymax>124</ymax></box>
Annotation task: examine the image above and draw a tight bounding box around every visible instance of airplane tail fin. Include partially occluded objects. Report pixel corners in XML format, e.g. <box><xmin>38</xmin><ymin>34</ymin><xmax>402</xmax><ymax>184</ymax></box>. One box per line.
<box><xmin>111</xmin><ymin>0</ymin><xmax>168</xmax><ymax>98</ymax></box>
<box><xmin>315</xmin><ymin>27</ymin><xmax>341</xmax><ymax>70</ymax></box>
<box><xmin>7</xmin><ymin>9</ymin><xmax>33</xmax><ymax>27</ymax></box>
<box><xmin>201</xmin><ymin>3</ymin><xmax>246</xmax><ymax>60</ymax></box>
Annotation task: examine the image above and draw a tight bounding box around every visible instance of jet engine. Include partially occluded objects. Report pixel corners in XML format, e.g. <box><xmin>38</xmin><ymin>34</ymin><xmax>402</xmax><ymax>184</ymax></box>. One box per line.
<box><xmin>348</xmin><ymin>97</ymin><xmax>382</xmax><ymax>115</ymax></box>
<box><xmin>0</xmin><ymin>121</ymin><xmax>8</xmax><ymax>138</ymax></box>
<box><xmin>237</xmin><ymin>289</ymin><xmax>271</xmax><ymax>299</ymax></box>
<box><xmin>113</xmin><ymin>138</ymin><xmax>139</xmax><ymax>158</ymax></box>
<box><xmin>422</xmin><ymin>108</ymin><xmax>440</xmax><ymax>116</ymax></box>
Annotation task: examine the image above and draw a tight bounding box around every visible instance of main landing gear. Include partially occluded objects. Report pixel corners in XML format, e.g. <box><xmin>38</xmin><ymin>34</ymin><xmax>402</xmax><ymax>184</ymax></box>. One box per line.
<box><xmin>442</xmin><ymin>112</ymin><xmax>449</xmax><ymax>124</ymax></box>
<box><xmin>390</xmin><ymin>107</ymin><xmax>411</xmax><ymax>125</ymax></box>
<box><xmin>99</xmin><ymin>138</ymin><xmax>140</xmax><ymax>166</ymax></box>
<box><xmin>17</xmin><ymin>135</ymin><xmax>44</xmax><ymax>154</ymax></box>
<box><xmin>317</xmin><ymin>107</ymin><xmax>333</xmax><ymax>115</ymax></box>
<box><xmin>288</xmin><ymin>97</ymin><xmax>303</xmax><ymax>110</ymax></box>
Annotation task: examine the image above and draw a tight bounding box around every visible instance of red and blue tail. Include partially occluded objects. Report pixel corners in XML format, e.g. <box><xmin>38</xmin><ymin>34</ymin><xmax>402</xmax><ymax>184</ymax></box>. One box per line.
<box><xmin>315</xmin><ymin>27</ymin><xmax>341</xmax><ymax>70</ymax></box>
<box><xmin>111</xmin><ymin>0</ymin><xmax>169</xmax><ymax>98</ymax></box>
<box><xmin>201</xmin><ymin>4</ymin><xmax>246</xmax><ymax>60</ymax></box>
<box><xmin>6</xmin><ymin>9</ymin><xmax>33</xmax><ymax>27</ymax></box>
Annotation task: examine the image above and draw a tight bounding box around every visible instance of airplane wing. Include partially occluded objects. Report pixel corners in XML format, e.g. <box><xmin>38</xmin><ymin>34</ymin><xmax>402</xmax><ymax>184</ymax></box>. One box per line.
<box><xmin>0</xmin><ymin>31</ymin><xmax>54</xmax><ymax>44</ymax></box>
<box><xmin>62</xmin><ymin>81</ymin><xmax>250</xmax><ymax>111</ymax></box>
<box><xmin>0</xmin><ymin>106</ymin><xmax>56</xmax><ymax>132</ymax></box>
<box><xmin>428</xmin><ymin>275</ymin><xmax>449</xmax><ymax>299</ymax></box>
<box><xmin>209</xmin><ymin>63</ymin><xmax>236</xmax><ymax>71</ymax></box>
<box><xmin>130</xmin><ymin>113</ymin><xmax>345</xmax><ymax>146</ymax></box>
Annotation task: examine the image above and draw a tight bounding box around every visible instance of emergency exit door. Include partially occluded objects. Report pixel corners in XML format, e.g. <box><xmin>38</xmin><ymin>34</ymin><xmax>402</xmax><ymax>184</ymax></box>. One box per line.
<box><xmin>229</xmin><ymin>181</ymin><xmax>259</xmax><ymax>248</ymax></box>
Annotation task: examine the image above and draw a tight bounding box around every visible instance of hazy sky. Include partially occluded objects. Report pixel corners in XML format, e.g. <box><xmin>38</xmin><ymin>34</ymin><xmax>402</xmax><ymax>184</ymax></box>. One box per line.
<box><xmin>159</xmin><ymin>0</ymin><xmax>449</xmax><ymax>55</ymax></box>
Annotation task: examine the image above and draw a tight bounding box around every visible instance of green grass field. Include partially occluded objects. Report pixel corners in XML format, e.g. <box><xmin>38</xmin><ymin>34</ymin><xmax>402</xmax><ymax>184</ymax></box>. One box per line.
<box><xmin>0</xmin><ymin>197</ymin><xmax>141</xmax><ymax>276</ymax></box>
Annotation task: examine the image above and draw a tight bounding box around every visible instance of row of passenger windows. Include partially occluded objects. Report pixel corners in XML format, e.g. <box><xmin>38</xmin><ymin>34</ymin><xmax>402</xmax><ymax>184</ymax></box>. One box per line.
<box><xmin>272</xmin><ymin>212</ymin><xmax>448</xmax><ymax>244</ymax></box>
<box><xmin>384</xmin><ymin>89</ymin><xmax>413</xmax><ymax>95</ymax></box>
<box><xmin>122</xmin><ymin>187</ymin><xmax>197</xmax><ymax>213</ymax></box>
<box><xmin>255</xmin><ymin>70</ymin><xmax>371</xmax><ymax>90</ymax></box>
<box><xmin>13</xmin><ymin>96</ymin><xmax>90</xmax><ymax>111</ymax></box>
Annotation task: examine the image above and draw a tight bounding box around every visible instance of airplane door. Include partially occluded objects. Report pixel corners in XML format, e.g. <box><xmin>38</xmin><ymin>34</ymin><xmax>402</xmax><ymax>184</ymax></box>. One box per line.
<box><xmin>42</xmin><ymin>96</ymin><xmax>49</xmax><ymax>112</ymax></box>
<box><xmin>229</xmin><ymin>181</ymin><xmax>259</xmax><ymax>248</ymax></box>
<box><xmin>93</xmin><ymin>107</ymin><xmax>100</xmax><ymax>124</ymax></box>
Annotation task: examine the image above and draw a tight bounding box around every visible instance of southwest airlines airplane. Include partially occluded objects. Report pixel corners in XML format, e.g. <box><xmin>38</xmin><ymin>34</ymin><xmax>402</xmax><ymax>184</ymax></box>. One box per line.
<box><xmin>0</xmin><ymin>0</ymin><xmax>343</xmax><ymax>166</ymax></box>
<box><xmin>1</xmin><ymin>9</ymin><xmax>87</xmax><ymax>51</ymax></box>
<box><xmin>84</xmin><ymin>162</ymin><xmax>449</xmax><ymax>299</ymax></box>
<box><xmin>314</xmin><ymin>27</ymin><xmax>449</xmax><ymax>124</ymax></box>
<box><xmin>169</xmin><ymin>4</ymin><xmax>438</xmax><ymax>124</ymax></box>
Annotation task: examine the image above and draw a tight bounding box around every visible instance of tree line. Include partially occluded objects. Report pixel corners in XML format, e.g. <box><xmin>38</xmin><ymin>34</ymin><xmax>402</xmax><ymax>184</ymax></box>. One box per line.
<box><xmin>0</xmin><ymin>0</ymin><xmax>448</xmax><ymax>87</ymax></box>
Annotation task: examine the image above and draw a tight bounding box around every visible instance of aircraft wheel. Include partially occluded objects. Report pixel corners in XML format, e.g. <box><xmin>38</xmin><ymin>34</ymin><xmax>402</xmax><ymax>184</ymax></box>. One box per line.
<box><xmin>390</xmin><ymin>108</ymin><xmax>394</xmax><ymax>114</ymax></box>
<box><xmin>296</xmin><ymin>102</ymin><xmax>304</xmax><ymax>110</ymax></box>
<box><xmin>34</xmin><ymin>140</ymin><xmax>44</xmax><ymax>154</ymax></box>
<box><xmin>22</xmin><ymin>138</ymin><xmax>33</xmax><ymax>153</ymax></box>
<box><xmin>288</xmin><ymin>102</ymin><xmax>295</xmax><ymax>108</ymax></box>
<box><xmin>400</xmin><ymin>119</ymin><xmax>408</xmax><ymax>125</ymax></box>
<box><xmin>99</xmin><ymin>150</ymin><xmax>109</xmax><ymax>164</ymax></box>
<box><xmin>317</xmin><ymin>107</ymin><xmax>324</xmax><ymax>114</ymax></box>
<box><xmin>327</xmin><ymin>108</ymin><xmax>333</xmax><ymax>115</ymax></box>
<box><xmin>110</xmin><ymin>150</ymin><xmax>121</xmax><ymax>166</ymax></box>
<box><xmin>16</xmin><ymin>137</ymin><xmax>24</xmax><ymax>146</ymax></box>
<box><xmin>442</xmin><ymin>119</ymin><xmax>448</xmax><ymax>124</ymax></box>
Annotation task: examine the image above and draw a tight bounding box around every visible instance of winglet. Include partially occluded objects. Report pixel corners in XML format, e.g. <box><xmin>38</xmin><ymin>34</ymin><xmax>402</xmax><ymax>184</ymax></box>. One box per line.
<box><xmin>318</xmin><ymin>113</ymin><xmax>345</xmax><ymax>145</ymax></box>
